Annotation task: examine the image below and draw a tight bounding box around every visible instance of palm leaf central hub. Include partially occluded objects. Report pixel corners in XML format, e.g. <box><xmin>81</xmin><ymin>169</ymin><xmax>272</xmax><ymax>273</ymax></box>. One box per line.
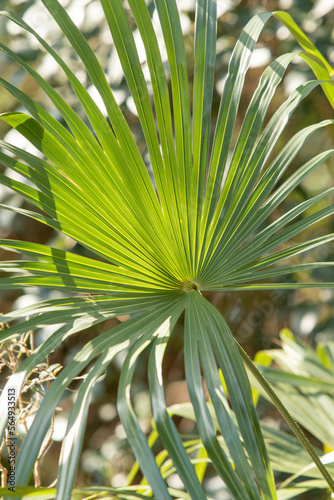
<box><xmin>182</xmin><ymin>280</ymin><xmax>198</xmax><ymax>292</ymax></box>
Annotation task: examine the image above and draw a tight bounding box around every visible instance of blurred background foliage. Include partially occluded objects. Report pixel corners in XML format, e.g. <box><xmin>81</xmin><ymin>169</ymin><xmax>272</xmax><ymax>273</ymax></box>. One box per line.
<box><xmin>0</xmin><ymin>0</ymin><xmax>333</xmax><ymax>498</ymax></box>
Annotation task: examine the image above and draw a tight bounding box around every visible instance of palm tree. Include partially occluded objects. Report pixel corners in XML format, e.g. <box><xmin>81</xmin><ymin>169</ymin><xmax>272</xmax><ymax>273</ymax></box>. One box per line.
<box><xmin>0</xmin><ymin>1</ymin><xmax>333</xmax><ymax>498</ymax></box>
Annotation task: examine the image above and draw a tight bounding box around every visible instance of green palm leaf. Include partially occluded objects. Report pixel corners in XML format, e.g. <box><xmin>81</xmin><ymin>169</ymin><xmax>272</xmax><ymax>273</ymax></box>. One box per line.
<box><xmin>0</xmin><ymin>1</ymin><xmax>333</xmax><ymax>499</ymax></box>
